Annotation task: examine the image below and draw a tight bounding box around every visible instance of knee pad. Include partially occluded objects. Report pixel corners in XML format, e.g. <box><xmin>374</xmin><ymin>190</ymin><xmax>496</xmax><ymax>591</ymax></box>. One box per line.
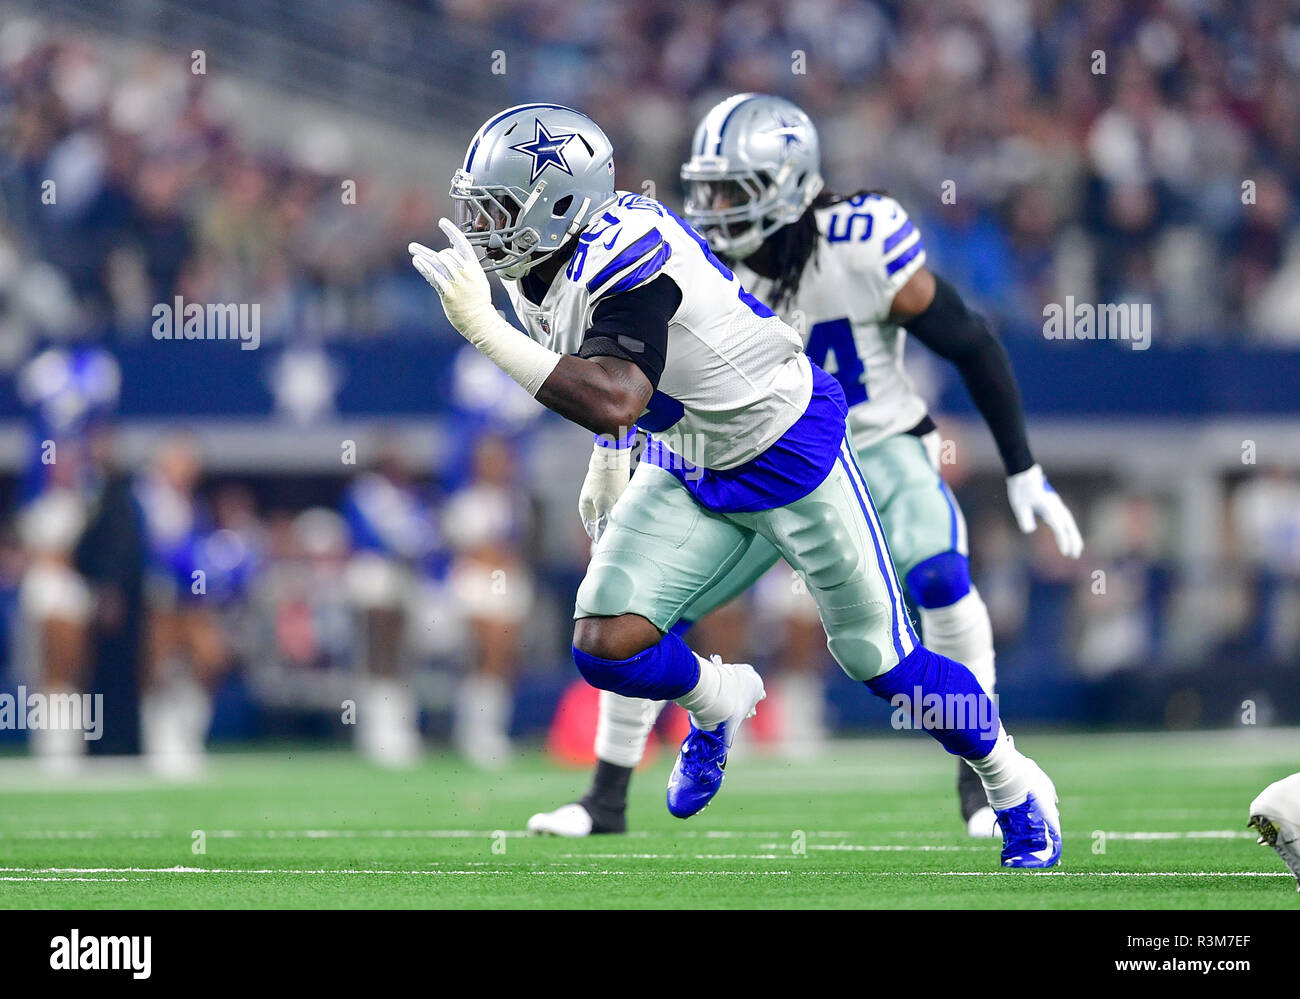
<box><xmin>572</xmin><ymin>632</ymin><xmax>700</xmax><ymax>701</ymax></box>
<box><xmin>904</xmin><ymin>551</ymin><xmax>971</xmax><ymax>610</ymax></box>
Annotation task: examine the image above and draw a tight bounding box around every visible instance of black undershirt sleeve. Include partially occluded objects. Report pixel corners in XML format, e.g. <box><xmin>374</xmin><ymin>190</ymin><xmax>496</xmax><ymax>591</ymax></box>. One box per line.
<box><xmin>902</xmin><ymin>273</ymin><xmax>1035</xmax><ymax>476</ymax></box>
<box><xmin>577</xmin><ymin>274</ymin><xmax>681</xmax><ymax>391</ymax></box>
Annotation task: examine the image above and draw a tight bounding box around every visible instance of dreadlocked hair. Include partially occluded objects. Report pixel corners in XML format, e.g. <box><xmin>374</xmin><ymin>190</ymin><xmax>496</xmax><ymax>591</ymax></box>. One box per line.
<box><xmin>767</xmin><ymin>189</ymin><xmax>887</xmax><ymax>310</ymax></box>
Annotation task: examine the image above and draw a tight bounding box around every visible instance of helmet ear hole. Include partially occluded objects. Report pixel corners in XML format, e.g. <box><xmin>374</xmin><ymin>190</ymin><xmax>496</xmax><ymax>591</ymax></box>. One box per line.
<box><xmin>553</xmin><ymin>195</ymin><xmax>573</xmax><ymax>217</ymax></box>
<box><xmin>797</xmin><ymin>172</ymin><xmax>807</xmax><ymax>186</ymax></box>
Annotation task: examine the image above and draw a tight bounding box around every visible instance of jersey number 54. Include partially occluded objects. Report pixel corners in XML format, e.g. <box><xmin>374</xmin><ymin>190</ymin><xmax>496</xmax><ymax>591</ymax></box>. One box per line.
<box><xmin>805</xmin><ymin>318</ymin><xmax>868</xmax><ymax>406</ymax></box>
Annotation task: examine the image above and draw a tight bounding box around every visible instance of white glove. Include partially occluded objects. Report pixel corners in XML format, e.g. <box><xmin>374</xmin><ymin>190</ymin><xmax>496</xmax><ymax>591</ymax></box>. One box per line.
<box><xmin>1006</xmin><ymin>464</ymin><xmax>1083</xmax><ymax>558</ymax></box>
<box><xmin>409</xmin><ymin>218</ymin><xmax>499</xmax><ymax>338</ymax></box>
<box><xmin>579</xmin><ymin>438</ymin><xmax>633</xmax><ymax>543</ymax></box>
<box><xmin>408</xmin><ymin>219</ymin><xmax>560</xmax><ymax>396</ymax></box>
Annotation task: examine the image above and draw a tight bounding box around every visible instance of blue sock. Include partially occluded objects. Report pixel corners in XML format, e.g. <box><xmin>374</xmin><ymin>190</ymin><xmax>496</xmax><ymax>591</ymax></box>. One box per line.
<box><xmin>864</xmin><ymin>645</ymin><xmax>999</xmax><ymax>759</ymax></box>
<box><xmin>572</xmin><ymin>630</ymin><xmax>701</xmax><ymax>700</ymax></box>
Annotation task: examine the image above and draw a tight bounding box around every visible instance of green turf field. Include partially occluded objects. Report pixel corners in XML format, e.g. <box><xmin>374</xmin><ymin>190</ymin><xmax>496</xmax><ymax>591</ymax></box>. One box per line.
<box><xmin>1</xmin><ymin>729</ymin><xmax>1297</xmax><ymax>909</ymax></box>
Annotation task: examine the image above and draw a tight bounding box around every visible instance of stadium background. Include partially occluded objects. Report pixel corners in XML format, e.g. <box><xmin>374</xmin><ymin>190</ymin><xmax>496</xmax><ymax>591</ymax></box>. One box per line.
<box><xmin>2</xmin><ymin>0</ymin><xmax>1299</xmax><ymax>770</ymax></box>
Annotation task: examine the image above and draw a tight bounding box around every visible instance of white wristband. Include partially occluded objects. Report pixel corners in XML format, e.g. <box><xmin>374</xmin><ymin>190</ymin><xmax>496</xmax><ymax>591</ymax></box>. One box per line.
<box><xmin>464</xmin><ymin>310</ymin><xmax>563</xmax><ymax>398</ymax></box>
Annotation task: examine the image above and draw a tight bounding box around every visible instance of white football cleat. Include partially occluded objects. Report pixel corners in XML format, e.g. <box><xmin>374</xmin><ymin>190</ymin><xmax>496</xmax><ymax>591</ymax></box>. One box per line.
<box><xmin>527</xmin><ymin>803</ymin><xmax>594</xmax><ymax>837</ymax></box>
<box><xmin>1248</xmin><ymin>772</ymin><xmax>1300</xmax><ymax>891</ymax></box>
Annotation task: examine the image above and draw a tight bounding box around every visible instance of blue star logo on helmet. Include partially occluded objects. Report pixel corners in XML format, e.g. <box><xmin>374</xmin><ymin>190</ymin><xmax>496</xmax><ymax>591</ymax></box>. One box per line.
<box><xmin>509</xmin><ymin>119</ymin><xmax>579</xmax><ymax>184</ymax></box>
<box><xmin>766</xmin><ymin>114</ymin><xmax>804</xmax><ymax>151</ymax></box>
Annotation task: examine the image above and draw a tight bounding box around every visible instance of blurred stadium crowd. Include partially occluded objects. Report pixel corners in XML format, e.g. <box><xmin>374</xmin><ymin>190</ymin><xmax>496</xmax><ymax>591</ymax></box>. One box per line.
<box><xmin>3</xmin><ymin>0</ymin><xmax>1300</xmax><ymax>354</ymax></box>
<box><xmin>1</xmin><ymin>3</ymin><xmax>1299</xmax><ymax>770</ymax></box>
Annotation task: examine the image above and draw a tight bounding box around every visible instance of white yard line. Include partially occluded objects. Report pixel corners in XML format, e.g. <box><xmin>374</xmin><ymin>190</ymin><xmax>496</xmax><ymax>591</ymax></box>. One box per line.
<box><xmin>1101</xmin><ymin>831</ymin><xmax>1256</xmax><ymax>840</ymax></box>
<box><xmin>0</xmin><ymin>876</ymin><xmax>134</xmax><ymax>882</ymax></box>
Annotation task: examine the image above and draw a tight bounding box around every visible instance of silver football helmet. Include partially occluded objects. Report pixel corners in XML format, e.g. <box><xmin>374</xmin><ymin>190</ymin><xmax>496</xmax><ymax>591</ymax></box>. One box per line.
<box><xmin>681</xmin><ymin>94</ymin><xmax>824</xmax><ymax>260</ymax></box>
<box><xmin>450</xmin><ymin>103</ymin><xmax>618</xmax><ymax>279</ymax></box>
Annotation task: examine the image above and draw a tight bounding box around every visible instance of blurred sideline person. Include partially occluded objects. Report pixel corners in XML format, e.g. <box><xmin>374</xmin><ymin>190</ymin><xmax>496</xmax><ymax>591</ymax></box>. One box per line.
<box><xmin>443</xmin><ymin>434</ymin><xmax>537</xmax><ymax>768</ymax></box>
<box><xmin>15</xmin><ymin>454</ymin><xmax>91</xmax><ymax>771</ymax></box>
<box><xmin>75</xmin><ymin>424</ymin><xmax>147</xmax><ymax>758</ymax></box>
<box><xmin>341</xmin><ymin>445</ymin><xmax>437</xmax><ymax>767</ymax></box>
<box><xmin>135</xmin><ymin>433</ymin><xmax>229</xmax><ymax>775</ymax></box>
<box><xmin>14</xmin><ymin>345</ymin><xmax>120</xmax><ymax>771</ymax></box>
<box><xmin>528</xmin><ymin>95</ymin><xmax>1081</xmax><ymax>839</ymax></box>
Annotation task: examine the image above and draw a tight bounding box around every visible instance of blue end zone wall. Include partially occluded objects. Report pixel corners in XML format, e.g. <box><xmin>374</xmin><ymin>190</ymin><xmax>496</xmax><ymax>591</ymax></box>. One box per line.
<box><xmin>2</xmin><ymin>328</ymin><xmax>1297</xmax><ymax>420</ymax></box>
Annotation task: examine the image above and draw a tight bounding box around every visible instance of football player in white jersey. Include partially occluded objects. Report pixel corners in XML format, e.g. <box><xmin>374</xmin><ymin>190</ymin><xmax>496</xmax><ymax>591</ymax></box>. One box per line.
<box><xmin>412</xmin><ymin>102</ymin><xmax>1063</xmax><ymax>867</ymax></box>
<box><xmin>528</xmin><ymin>95</ymin><xmax>1082</xmax><ymax>842</ymax></box>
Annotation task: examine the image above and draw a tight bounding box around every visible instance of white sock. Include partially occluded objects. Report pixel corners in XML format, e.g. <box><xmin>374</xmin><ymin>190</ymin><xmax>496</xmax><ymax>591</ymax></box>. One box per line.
<box><xmin>965</xmin><ymin>726</ymin><xmax>1032</xmax><ymax>810</ymax></box>
<box><xmin>675</xmin><ymin>653</ymin><xmax>730</xmax><ymax>729</ymax></box>
<box><xmin>594</xmin><ymin>691</ymin><xmax>665</xmax><ymax>768</ymax></box>
<box><xmin>920</xmin><ymin>587</ymin><xmax>996</xmax><ymax>695</ymax></box>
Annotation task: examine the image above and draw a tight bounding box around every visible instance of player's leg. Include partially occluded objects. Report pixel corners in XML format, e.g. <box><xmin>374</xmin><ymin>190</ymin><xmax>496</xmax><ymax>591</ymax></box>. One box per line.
<box><xmin>734</xmin><ymin>435</ymin><xmax>1060</xmax><ymax>867</ymax></box>
<box><xmin>857</xmin><ymin>431</ymin><xmax>998</xmax><ymax>835</ymax></box>
<box><xmin>1249</xmin><ymin>771</ymin><xmax>1300</xmax><ymax>890</ymax></box>
<box><xmin>569</xmin><ymin>462</ymin><xmax>769</xmax><ymax>819</ymax></box>
<box><xmin>530</xmin><ymin>536</ymin><xmax>781</xmax><ymax>835</ymax></box>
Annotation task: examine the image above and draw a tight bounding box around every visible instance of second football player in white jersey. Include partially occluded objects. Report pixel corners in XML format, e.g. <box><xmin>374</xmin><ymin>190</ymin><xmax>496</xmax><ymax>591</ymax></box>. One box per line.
<box><xmin>528</xmin><ymin>94</ymin><xmax>1081</xmax><ymax>841</ymax></box>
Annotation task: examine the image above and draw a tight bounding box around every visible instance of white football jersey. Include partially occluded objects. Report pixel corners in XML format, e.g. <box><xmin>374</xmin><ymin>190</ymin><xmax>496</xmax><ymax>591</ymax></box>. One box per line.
<box><xmin>501</xmin><ymin>191</ymin><xmax>813</xmax><ymax>471</ymax></box>
<box><xmin>734</xmin><ymin>193</ymin><xmax>930</xmax><ymax>450</ymax></box>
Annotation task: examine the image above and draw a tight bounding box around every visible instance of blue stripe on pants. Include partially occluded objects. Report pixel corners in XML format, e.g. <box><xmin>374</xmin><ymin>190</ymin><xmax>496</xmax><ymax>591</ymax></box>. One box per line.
<box><xmin>839</xmin><ymin>440</ymin><xmax>919</xmax><ymax>650</ymax></box>
<box><xmin>836</xmin><ymin>449</ymin><xmax>909</xmax><ymax>662</ymax></box>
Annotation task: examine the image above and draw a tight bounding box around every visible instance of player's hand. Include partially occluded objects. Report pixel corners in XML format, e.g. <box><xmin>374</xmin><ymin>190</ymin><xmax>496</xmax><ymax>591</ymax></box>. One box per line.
<box><xmin>1006</xmin><ymin>464</ymin><xmax>1083</xmax><ymax>558</ymax></box>
<box><xmin>409</xmin><ymin>219</ymin><xmax>497</xmax><ymax>341</ymax></box>
<box><xmin>578</xmin><ymin>438</ymin><xmax>633</xmax><ymax>543</ymax></box>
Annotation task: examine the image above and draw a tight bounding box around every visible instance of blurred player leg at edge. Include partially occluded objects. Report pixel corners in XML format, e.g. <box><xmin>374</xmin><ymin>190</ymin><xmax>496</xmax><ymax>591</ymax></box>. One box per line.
<box><xmin>1249</xmin><ymin>771</ymin><xmax>1300</xmax><ymax>890</ymax></box>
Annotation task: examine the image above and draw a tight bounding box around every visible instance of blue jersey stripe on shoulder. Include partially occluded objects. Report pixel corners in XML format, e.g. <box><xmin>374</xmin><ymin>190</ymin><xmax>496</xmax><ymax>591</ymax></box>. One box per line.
<box><xmin>603</xmin><ymin>241</ymin><xmax>672</xmax><ymax>297</ymax></box>
<box><xmin>662</xmin><ymin>205</ymin><xmax>733</xmax><ymax>279</ymax></box>
<box><xmin>885</xmin><ymin>239</ymin><xmax>923</xmax><ymax>276</ymax></box>
<box><xmin>882</xmin><ymin>219</ymin><xmax>915</xmax><ymax>254</ymax></box>
<box><xmin>586</xmin><ymin>229</ymin><xmax>664</xmax><ymax>293</ymax></box>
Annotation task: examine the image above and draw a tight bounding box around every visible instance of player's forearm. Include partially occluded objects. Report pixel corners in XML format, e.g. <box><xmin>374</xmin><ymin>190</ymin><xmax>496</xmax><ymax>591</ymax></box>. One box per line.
<box><xmin>902</xmin><ymin>273</ymin><xmax>1034</xmax><ymax>475</ymax></box>
<box><xmin>536</xmin><ymin>355</ymin><xmax>652</xmax><ymax>438</ymax></box>
<box><xmin>951</xmin><ymin>343</ymin><xmax>1034</xmax><ymax>476</ymax></box>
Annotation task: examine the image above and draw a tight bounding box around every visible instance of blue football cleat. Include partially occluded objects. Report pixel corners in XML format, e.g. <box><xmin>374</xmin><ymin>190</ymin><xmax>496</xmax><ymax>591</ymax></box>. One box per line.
<box><xmin>996</xmin><ymin>765</ymin><xmax>1062</xmax><ymax>868</ymax></box>
<box><xmin>666</xmin><ymin>659</ymin><xmax>764</xmax><ymax>819</ymax></box>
